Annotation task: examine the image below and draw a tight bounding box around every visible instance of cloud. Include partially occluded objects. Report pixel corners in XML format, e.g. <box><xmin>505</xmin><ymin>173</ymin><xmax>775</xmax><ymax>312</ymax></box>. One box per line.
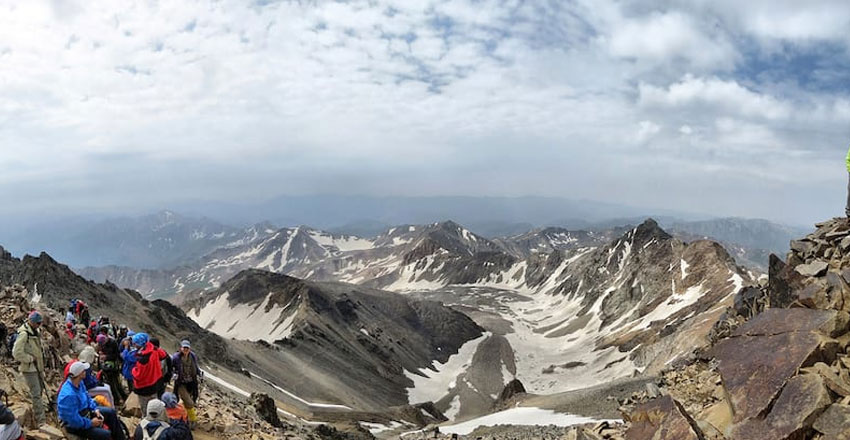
<box><xmin>0</xmin><ymin>0</ymin><xmax>849</xmax><ymax>225</ymax></box>
<box><xmin>638</xmin><ymin>75</ymin><xmax>792</xmax><ymax>120</ymax></box>
<box><xmin>606</xmin><ymin>11</ymin><xmax>738</xmax><ymax>70</ymax></box>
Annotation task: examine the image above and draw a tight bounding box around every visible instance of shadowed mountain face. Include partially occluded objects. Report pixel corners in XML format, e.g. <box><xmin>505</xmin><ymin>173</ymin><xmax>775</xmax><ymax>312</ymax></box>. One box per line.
<box><xmin>183</xmin><ymin>269</ymin><xmax>484</xmax><ymax>410</ymax></box>
<box><xmin>0</xmin><ymin>245</ymin><xmax>243</xmax><ymax>370</ymax></box>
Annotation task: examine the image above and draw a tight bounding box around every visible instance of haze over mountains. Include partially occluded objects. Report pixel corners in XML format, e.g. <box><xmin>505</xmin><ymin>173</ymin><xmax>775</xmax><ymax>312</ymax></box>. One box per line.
<box><xmin>0</xmin><ymin>195</ymin><xmax>809</xmax><ymax>271</ymax></box>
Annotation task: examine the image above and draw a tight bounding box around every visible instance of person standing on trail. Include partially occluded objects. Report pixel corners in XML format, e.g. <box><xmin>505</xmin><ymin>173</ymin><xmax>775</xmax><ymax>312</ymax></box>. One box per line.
<box><xmin>149</xmin><ymin>338</ymin><xmax>172</xmax><ymax>398</ymax></box>
<box><xmin>121</xmin><ymin>336</ymin><xmax>137</xmax><ymax>393</ymax></box>
<box><xmin>171</xmin><ymin>340</ymin><xmax>201</xmax><ymax>428</ymax></box>
<box><xmin>12</xmin><ymin>311</ymin><xmax>46</xmax><ymax>426</ymax></box>
<box><xmin>98</xmin><ymin>334</ymin><xmax>127</xmax><ymax>406</ymax></box>
<box><xmin>131</xmin><ymin>333</ymin><xmax>167</xmax><ymax>417</ymax></box>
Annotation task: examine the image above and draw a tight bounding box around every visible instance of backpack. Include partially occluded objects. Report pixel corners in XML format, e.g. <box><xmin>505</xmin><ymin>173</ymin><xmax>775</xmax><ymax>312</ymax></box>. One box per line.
<box><xmin>139</xmin><ymin>419</ymin><xmax>170</xmax><ymax>440</ymax></box>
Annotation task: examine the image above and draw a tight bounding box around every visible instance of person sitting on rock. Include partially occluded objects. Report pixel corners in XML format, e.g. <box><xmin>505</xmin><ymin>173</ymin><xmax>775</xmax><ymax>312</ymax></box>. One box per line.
<box><xmin>171</xmin><ymin>340</ymin><xmax>201</xmax><ymax>428</ymax></box>
<box><xmin>160</xmin><ymin>392</ymin><xmax>187</xmax><ymax>423</ymax></box>
<box><xmin>0</xmin><ymin>397</ymin><xmax>23</xmax><ymax>440</ymax></box>
<box><xmin>58</xmin><ymin>361</ymin><xmax>127</xmax><ymax>440</ymax></box>
<box><xmin>132</xmin><ymin>399</ymin><xmax>192</xmax><ymax>440</ymax></box>
<box><xmin>132</xmin><ymin>333</ymin><xmax>168</xmax><ymax>417</ymax></box>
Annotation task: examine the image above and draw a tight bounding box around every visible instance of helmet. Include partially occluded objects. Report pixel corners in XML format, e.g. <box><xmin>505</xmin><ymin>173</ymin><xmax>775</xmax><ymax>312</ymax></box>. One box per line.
<box><xmin>132</xmin><ymin>333</ymin><xmax>149</xmax><ymax>347</ymax></box>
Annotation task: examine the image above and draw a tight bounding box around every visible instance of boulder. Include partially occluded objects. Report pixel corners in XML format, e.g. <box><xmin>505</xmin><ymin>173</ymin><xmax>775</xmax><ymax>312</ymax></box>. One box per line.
<box><xmin>250</xmin><ymin>392</ymin><xmax>283</xmax><ymax>428</ymax></box>
<box><xmin>814</xmin><ymin>403</ymin><xmax>850</xmax><ymax>437</ymax></box>
<box><xmin>712</xmin><ymin>330</ymin><xmax>829</xmax><ymax>423</ymax></box>
<box><xmin>497</xmin><ymin>378</ymin><xmax>526</xmax><ymax>402</ymax></box>
<box><xmin>797</xmin><ymin>260</ymin><xmax>830</xmax><ymax>277</ymax></box>
<box><xmin>697</xmin><ymin>399</ymin><xmax>733</xmax><ymax>438</ymax></box>
<box><xmin>801</xmin><ymin>362</ymin><xmax>850</xmax><ymax>397</ymax></box>
<box><xmin>797</xmin><ymin>283</ymin><xmax>831</xmax><ymax>309</ymax></box>
<box><xmin>625</xmin><ymin>396</ymin><xmax>703</xmax><ymax>440</ymax></box>
<box><xmin>732</xmin><ymin>373</ymin><xmax>831</xmax><ymax>440</ymax></box>
<box><xmin>122</xmin><ymin>392</ymin><xmax>142</xmax><ymax>418</ymax></box>
<box><xmin>11</xmin><ymin>404</ymin><xmax>34</xmax><ymax>430</ymax></box>
<box><xmin>769</xmin><ymin>254</ymin><xmax>808</xmax><ymax>308</ymax></box>
<box><xmin>731</xmin><ymin>308</ymin><xmax>848</xmax><ymax>338</ymax></box>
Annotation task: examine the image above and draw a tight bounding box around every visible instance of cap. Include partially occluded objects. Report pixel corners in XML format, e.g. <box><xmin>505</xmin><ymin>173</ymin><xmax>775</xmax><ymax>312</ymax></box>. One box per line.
<box><xmin>68</xmin><ymin>361</ymin><xmax>90</xmax><ymax>377</ymax></box>
<box><xmin>28</xmin><ymin>311</ymin><xmax>42</xmax><ymax>323</ymax></box>
<box><xmin>79</xmin><ymin>346</ymin><xmax>97</xmax><ymax>364</ymax></box>
<box><xmin>161</xmin><ymin>392</ymin><xmax>178</xmax><ymax>408</ymax></box>
<box><xmin>146</xmin><ymin>399</ymin><xmax>166</xmax><ymax>420</ymax></box>
<box><xmin>180</xmin><ymin>340</ymin><xmax>191</xmax><ymax>349</ymax></box>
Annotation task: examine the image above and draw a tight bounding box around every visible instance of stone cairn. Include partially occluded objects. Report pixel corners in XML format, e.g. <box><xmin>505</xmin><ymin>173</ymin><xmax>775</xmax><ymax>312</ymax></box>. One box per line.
<box><xmin>623</xmin><ymin>217</ymin><xmax>850</xmax><ymax>440</ymax></box>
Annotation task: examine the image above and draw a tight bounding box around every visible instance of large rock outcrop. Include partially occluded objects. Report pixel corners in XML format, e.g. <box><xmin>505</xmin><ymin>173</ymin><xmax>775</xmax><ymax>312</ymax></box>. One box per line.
<box><xmin>624</xmin><ymin>218</ymin><xmax>850</xmax><ymax>440</ymax></box>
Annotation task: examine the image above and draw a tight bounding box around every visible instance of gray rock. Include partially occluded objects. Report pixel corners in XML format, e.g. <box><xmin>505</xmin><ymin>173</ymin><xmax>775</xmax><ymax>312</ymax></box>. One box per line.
<box><xmin>796</xmin><ymin>260</ymin><xmax>829</xmax><ymax>277</ymax></box>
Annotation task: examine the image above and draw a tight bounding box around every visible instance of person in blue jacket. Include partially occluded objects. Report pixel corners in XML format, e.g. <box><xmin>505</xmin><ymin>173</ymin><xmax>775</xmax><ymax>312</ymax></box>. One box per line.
<box><xmin>58</xmin><ymin>362</ymin><xmax>126</xmax><ymax>440</ymax></box>
<box><xmin>121</xmin><ymin>336</ymin><xmax>138</xmax><ymax>393</ymax></box>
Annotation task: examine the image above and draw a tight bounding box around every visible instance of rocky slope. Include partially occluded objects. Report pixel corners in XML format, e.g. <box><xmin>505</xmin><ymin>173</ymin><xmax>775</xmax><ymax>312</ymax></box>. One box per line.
<box><xmin>620</xmin><ymin>217</ymin><xmax>850</xmax><ymax>440</ymax></box>
<box><xmin>183</xmin><ymin>269</ymin><xmax>484</xmax><ymax>411</ymax></box>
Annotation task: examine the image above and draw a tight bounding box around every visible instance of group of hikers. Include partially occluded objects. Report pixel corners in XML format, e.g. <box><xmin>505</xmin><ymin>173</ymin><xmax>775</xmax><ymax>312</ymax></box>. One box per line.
<box><xmin>7</xmin><ymin>299</ymin><xmax>205</xmax><ymax>440</ymax></box>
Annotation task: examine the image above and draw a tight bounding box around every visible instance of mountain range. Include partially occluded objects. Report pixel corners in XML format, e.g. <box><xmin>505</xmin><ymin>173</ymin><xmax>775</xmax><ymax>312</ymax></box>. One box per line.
<box><xmin>0</xmin><ymin>210</ymin><xmax>772</xmax><ymax>432</ymax></box>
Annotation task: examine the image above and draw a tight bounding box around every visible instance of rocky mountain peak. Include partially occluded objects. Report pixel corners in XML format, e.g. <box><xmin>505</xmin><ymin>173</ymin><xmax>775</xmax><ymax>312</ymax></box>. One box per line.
<box><xmin>633</xmin><ymin>218</ymin><xmax>672</xmax><ymax>244</ymax></box>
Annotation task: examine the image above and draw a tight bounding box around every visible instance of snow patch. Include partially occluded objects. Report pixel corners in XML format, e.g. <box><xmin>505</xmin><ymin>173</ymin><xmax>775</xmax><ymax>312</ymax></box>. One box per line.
<box><xmin>405</xmin><ymin>333</ymin><xmax>490</xmax><ymax>404</ymax></box>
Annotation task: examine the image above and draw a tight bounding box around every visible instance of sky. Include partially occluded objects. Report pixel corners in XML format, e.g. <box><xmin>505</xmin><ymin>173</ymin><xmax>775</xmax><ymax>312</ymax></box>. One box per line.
<box><xmin>1</xmin><ymin>0</ymin><xmax>850</xmax><ymax>226</ymax></box>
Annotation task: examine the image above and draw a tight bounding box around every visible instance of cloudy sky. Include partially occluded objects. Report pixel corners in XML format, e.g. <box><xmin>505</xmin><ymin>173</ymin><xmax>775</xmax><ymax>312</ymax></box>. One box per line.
<box><xmin>1</xmin><ymin>0</ymin><xmax>849</xmax><ymax>226</ymax></box>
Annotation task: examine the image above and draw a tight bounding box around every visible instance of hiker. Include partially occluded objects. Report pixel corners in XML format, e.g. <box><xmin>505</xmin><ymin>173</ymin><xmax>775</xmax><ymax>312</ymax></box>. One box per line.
<box><xmin>64</xmin><ymin>347</ymin><xmax>99</xmax><ymax>390</ymax></box>
<box><xmin>122</xmin><ymin>337</ymin><xmax>137</xmax><ymax>393</ymax></box>
<box><xmin>131</xmin><ymin>333</ymin><xmax>168</xmax><ymax>416</ymax></box>
<box><xmin>66</xmin><ymin>322</ymin><xmax>77</xmax><ymax>339</ymax></box>
<box><xmin>0</xmin><ymin>397</ymin><xmax>23</xmax><ymax>440</ymax></box>
<box><xmin>58</xmin><ymin>361</ymin><xmax>126</xmax><ymax>440</ymax></box>
<box><xmin>98</xmin><ymin>334</ymin><xmax>127</xmax><ymax>405</ymax></box>
<box><xmin>132</xmin><ymin>399</ymin><xmax>192</xmax><ymax>440</ymax></box>
<box><xmin>12</xmin><ymin>311</ymin><xmax>46</xmax><ymax>427</ymax></box>
<box><xmin>65</xmin><ymin>309</ymin><xmax>76</xmax><ymax>325</ymax></box>
<box><xmin>149</xmin><ymin>338</ymin><xmax>172</xmax><ymax>398</ymax></box>
<box><xmin>160</xmin><ymin>392</ymin><xmax>187</xmax><ymax>423</ymax></box>
<box><xmin>117</xmin><ymin>325</ymin><xmax>129</xmax><ymax>343</ymax></box>
<box><xmin>171</xmin><ymin>340</ymin><xmax>201</xmax><ymax>427</ymax></box>
<box><xmin>72</xmin><ymin>347</ymin><xmax>116</xmax><ymax>408</ymax></box>
<box><xmin>87</xmin><ymin>321</ymin><xmax>99</xmax><ymax>344</ymax></box>
<box><xmin>76</xmin><ymin>300</ymin><xmax>90</xmax><ymax>326</ymax></box>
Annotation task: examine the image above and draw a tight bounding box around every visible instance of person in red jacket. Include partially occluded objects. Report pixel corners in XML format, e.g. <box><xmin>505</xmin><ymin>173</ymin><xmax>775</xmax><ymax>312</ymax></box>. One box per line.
<box><xmin>130</xmin><ymin>333</ymin><xmax>166</xmax><ymax>416</ymax></box>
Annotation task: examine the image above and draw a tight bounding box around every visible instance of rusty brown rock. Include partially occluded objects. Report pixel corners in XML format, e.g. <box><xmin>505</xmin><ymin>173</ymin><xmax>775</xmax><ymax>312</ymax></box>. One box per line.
<box><xmin>732</xmin><ymin>308</ymin><xmax>849</xmax><ymax>338</ymax></box>
<box><xmin>625</xmin><ymin>396</ymin><xmax>703</xmax><ymax>440</ymax></box>
<box><xmin>732</xmin><ymin>374</ymin><xmax>831</xmax><ymax>440</ymax></box>
<box><xmin>801</xmin><ymin>362</ymin><xmax>850</xmax><ymax>396</ymax></box>
<box><xmin>711</xmin><ymin>331</ymin><xmax>826</xmax><ymax>423</ymax></box>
